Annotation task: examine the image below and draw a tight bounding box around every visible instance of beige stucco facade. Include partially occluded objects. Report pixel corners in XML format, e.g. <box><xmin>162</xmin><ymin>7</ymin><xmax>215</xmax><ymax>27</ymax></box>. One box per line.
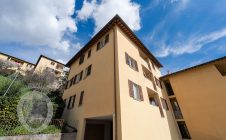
<box><xmin>34</xmin><ymin>56</ymin><xmax>65</xmax><ymax>77</ymax></box>
<box><xmin>62</xmin><ymin>16</ymin><xmax>180</xmax><ymax>140</ymax></box>
<box><xmin>115</xmin><ymin>26</ymin><xmax>179</xmax><ymax>140</ymax></box>
<box><xmin>62</xmin><ymin>29</ymin><xmax>115</xmax><ymax>140</ymax></box>
<box><xmin>161</xmin><ymin>57</ymin><xmax>226</xmax><ymax>140</ymax></box>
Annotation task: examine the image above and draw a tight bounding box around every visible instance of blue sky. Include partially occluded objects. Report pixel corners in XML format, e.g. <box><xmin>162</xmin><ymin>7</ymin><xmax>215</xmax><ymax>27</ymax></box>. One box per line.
<box><xmin>0</xmin><ymin>0</ymin><xmax>226</xmax><ymax>74</ymax></box>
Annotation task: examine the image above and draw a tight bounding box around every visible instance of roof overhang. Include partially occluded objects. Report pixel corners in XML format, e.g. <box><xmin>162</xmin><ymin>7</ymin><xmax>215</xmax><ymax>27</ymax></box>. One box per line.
<box><xmin>66</xmin><ymin>15</ymin><xmax>162</xmax><ymax>68</ymax></box>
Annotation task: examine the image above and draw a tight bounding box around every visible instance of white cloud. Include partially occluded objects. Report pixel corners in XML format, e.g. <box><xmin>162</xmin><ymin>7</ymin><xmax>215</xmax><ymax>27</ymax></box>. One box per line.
<box><xmin>77</xmin><ymin>0</ymin><xmax>141</xmax><ymax>33</ymax></box>
<box><xmin>77</xmin><ymin>0</ymin><xmax>97</xmax><ymax>21</ymax></box>
<box><xmin>0</xmin><ymin>0</ymin><xmax>76</xmax><ymax>52</ymax></box>
<box><xmin>73</xmin><ymin>42</ymin><xmax>83</xmax><ymax>50</ymax></box>
<box><xmin>155</xmin><ymin>28</ymin><xmax>226</xmax><ymax>57</ymax></box>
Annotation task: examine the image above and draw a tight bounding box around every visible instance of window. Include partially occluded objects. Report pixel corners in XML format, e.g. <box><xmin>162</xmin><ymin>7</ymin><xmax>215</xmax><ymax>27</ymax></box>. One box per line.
<box><xmin>164</xmin><ymin>81</ymin><xmax>175</xmax><ymax>96</ymax></box>
<box><xmin>142</xmin><ymin>65</ymin><xmax>153</xmax><ymax>82</ymax></box>
<box><xmin>65</xmin><ymin>78</ymin><xmax>74</xmax><ymax>89</ymax></box>
<box><xmin>51</xmin><ymin>61</ymin><xmax>55</xmax><ymax>65</ymax></box>
<box><xmin>149</xmin><ymin>94</ymin><xmax>158</xmax><ymax>106</ymax></box>
<box><xmin>177</xmin><ymin>121</ymin><xmax>191</xmax><ymax>139</ymax></box>
<box><xmin>84</xmin><ymin>65</ymin><xmax>92</xmax><ymax>78</ymax></box>
<box><xmin>56</xmin><ymin>64</ymin><xmax>63</xmax><ymax>70</ymax></box>
<box><xmin>97</xmin><ymin>41</ymin><xmax>104</xmax><ymax>51</ymax></box>
<box><xmin>79</xmin><ymin>54</ymin><xmax>85</xmax><ymax>65</ymax></box>
<box><xmin>79</xmin><ymin>71</ymin><xmax>83</xmax><ymax>81</ymax></box>
<box><xmin>73</xmin><ymin>75</ymin><xmax>77</xmax><ymax>84</ymax></box>
<box><xmin>147</xmin><ymin>88</ymin><xmax>164</xmax><ymax>117</ymax></box>
<box><xmin>75</xmin><ymin>71</ymin><xmax>83</xmax><ymax>84</ymax></box>
<box><xmin>105</xmin><ymin>34</ymin><xmax>109</xmax><ymax>44</ymax></box>
<box><xmin>69</xmin><ymin>77</ymin><xmax>74</xmax><ymax>87</ymax></box>
<box><xmin>128</xmin><ymin>80</ymin><xmax>143</xmax><ymax>101</ymax></box>
<box><xmin>96</xmin><ymin>34</ymin><xmax>109</xmax><ymax>51</ymax></box>
<box><xmin>125</xmin><ymin>53</ymin><xmax>138</xmax><ymax>71</ymax></box>
<box><xmin>67</xmin><ymin>80</ymin><xmax>71</xmax><ymax>89</ymax></box>
<box><xmin>87</xmin><ymin>49</ymin><xmax>92</xmax><ymax>58</ymax></box>
<box><xmin>67</xmin><ymin>95</ymin><xmax>76</xmax><ymax>109</ymax></box>
<box><xmin>161</xmin><ymin>98</ymin><xmax>169</xmax><ymax>110</ymax></box>
<box><xmin>79</xmin><ymin>91</ymin><xmax>84</xmax><ymax>106</ymax></box>
<box><xmin>170</xmin><ymin>98</ymin><xmax>183</xmax><ymax>119</ymax></box>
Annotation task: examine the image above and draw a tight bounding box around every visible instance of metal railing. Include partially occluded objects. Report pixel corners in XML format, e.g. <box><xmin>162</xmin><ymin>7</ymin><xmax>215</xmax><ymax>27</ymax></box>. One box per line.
<box><xmin>173</xmin><ymin>110</ymin><xmax>183</xmax><ymax>119</ymax></box>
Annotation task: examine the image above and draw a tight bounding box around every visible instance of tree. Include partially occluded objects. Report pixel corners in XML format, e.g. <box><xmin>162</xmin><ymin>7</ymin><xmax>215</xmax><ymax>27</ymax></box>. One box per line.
<box><xmin>0</xmin><ymin>60</ymin><xmax>18</xmax><ymax>76</ymax></box>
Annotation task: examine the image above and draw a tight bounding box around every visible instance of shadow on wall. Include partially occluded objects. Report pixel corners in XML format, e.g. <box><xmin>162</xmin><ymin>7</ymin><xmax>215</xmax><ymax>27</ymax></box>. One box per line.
<box><xmin>161</xmin><ymin>82</ymin><xmax>181</xmax><ymax>140</ymax></box>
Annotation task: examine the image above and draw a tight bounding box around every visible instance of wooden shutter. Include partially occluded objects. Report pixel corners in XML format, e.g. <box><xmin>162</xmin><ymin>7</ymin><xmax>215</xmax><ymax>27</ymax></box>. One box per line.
<box><xmin>152</xmin><ymin>75</ymin><xmax>157</xmax><ymax>91</ymax></box>
<box><xmin>79</xmin><ymin>91</ymin><xmax>84</xmax><ymax>106</ymax></box>
<box><xmin>70</xmin><ymin>77</ymin><xmax>74</xmax><ymax>87</ymax></box>
<box><xmin>88</xmin><ymin>49</ymin><xmax>92</xmax><ymax>58</ymax></box>
<box><xmin>156</xmin><ymin>95</ymin><xmax>164</xmax><ymax>117</ymax></box>
<box><xmin>105</xmin><ymin>34</ymin><xmax>109</xmax><ymax>44</ymax></box>
<box><xmin>125</xmin><ymin>53</ymin><xmax>129</xmax><ymax>65</ymax></box>
<box><xmin>134</xmin><ymin>59</ymin><xmax>139</xmax><ymax>72</ymax></box>
<box><xmin>87</xmin><ymin>65</ymin><xmax>92</xmax><ymax>76</ymax></box>
<box><xmin>138</xmin><ymin>85</ymin><xmax>144</xmax><ymax>101</ymax></box>
<box><xmin>128</xmin><ymin>80</ymin><xmax>134</xmax><ymax>97</ymax></box>
<box><xmin>73</xmin><ymin>75</ymin><xmax>77</xmax><ymax>84</ymax></box>
<box><xmin>67</xmin><ymin>97</ymin><xmax>72</xmax><ymax>109</ymax></box>
<box><xmin>97</xmin><ymin>42</ymin><xmax>100</xmax><ymax>50</ymax></box>
<box><xmin>161</xmin><ymin>98</ymin><xmax>169</xmax><ymax>110</ymax></box>
<box><xmin>71</xmin><ymin>95</ymin><xmax>76</xmax><ymax>108</ymax></box>
<box><xmin>80</xmin><ymin>71</ymin><xmax>83</xmax><ymax>81</ymax></box>
<box><xmin>79</xmin><ymin>55</ymin><xmax>85</xmax><ymax>65</ymax></box>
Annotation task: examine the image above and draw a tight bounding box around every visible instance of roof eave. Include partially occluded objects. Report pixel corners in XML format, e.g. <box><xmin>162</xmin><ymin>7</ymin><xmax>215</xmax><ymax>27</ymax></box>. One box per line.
<box><xmin>66</xmin><ymin>15</ymin><xmax>162</xmax><ymax>68</ymax></box>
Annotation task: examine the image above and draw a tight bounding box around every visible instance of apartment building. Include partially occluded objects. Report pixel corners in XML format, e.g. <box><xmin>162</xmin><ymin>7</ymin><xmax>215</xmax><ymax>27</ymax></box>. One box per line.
<box><xmin>62</xmin><ymin>15</ymin><xmax>180</xmax><ymax>140</ymax></box>
<box><xmin>34</xmin><ymin>55</ymin><xmax>65</xmax><ymax>77</ymax></box>
<box><xmin>0</xmin><ymin>52</ymin><xmax>35</xmax><ymax>73</ymax></box>
<box><xmin>161</xmin><ymin>56</ymin><xmax>226</xmax><ymax>140</ymax></box>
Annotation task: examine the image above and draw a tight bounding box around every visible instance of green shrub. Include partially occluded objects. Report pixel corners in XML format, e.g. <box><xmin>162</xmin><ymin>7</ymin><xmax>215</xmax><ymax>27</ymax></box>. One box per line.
<box><xmin>41</xmin><ymin>125</ymin><xmax>61</xmax><ymax>134</ymax></box>
<box><xmin>5</xmin><ymin>125</ymin><xmax>61</xmax><ymax>136</ymax></box>
<box><xmin>0</xmin><ymin>96</ymin><xmax>20</xmax><ymax>128</ymax></box>
<box><xmin>0</xmin><ymin>128</ymin><xmax>7</xmax><ymax>136</ymax></box>
<box><xmin>10</xmin><ymin>125</ymin><xmax>32</xmax><ymax>135</ymax></box>
<box><xmin>0</xmin><ymin>75</ymin><xmax>27</xmax><ymax>96</ymax></box>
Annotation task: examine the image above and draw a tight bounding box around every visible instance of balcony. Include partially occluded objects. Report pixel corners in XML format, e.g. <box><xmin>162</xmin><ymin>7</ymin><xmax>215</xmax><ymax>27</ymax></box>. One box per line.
<box><xmin>173</xmin><ymin>110</ymin><xmax>183</xmax><ymax>119</ymax></box>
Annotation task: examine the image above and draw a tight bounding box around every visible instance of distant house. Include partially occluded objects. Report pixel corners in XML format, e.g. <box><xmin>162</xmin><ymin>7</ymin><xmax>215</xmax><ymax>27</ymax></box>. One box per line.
<box><xmin>0</xmin><ymin>52</ymin><xmax>35</xmax><ymax>74</ymax></box>
<box><xmin>34</xmin><ymin>55</ymin><xmax>66</xmax><ymax>77</ymax></box>
<box><xmin>0</xmin><ymin>52</ymin><xmax>67</xmax><ymax>77</ymax></box>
